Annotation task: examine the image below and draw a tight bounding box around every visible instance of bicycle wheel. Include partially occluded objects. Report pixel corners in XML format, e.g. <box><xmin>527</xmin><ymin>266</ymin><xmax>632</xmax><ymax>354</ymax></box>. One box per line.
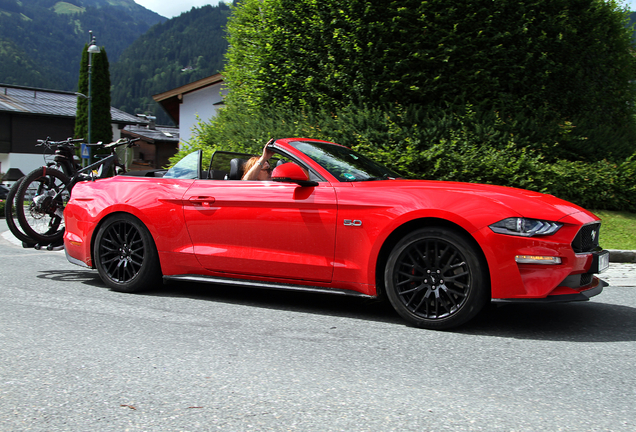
<box><xmin>15</xmin><ymin>167</ymin><xmax>71</xmax><ymax>245</ymax></box>
<box><xmin>3</xmin><ymin>178</ymin><xmax>36</xmax><ymax>244</ymax></box>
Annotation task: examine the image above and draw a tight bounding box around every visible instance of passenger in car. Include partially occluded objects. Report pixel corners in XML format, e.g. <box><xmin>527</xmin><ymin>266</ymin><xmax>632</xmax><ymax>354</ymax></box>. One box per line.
<box><xmin>242</xmin><ymin>139</ymin><xmax>275</xmax><ymax>180</ymax></box>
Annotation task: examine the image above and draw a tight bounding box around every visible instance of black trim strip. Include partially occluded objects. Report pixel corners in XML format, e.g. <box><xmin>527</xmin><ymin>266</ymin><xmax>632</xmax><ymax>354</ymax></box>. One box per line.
<box><xmin>163</xmin><ymin>274</ymin><xmax>374</xmax><ymax>298</ymax></box>
<box><xmin>65</xmin><ymin>248</ymin><xmax>91</xmax><ymax>268</ymax></box>
<box><xmin>493</xmin><ymin>278</ymin><xmax>607</xmax><ymax>304</ymax></box>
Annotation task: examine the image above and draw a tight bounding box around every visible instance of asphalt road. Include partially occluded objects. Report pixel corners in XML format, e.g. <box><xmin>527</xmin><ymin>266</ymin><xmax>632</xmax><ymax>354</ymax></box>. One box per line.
<box><xmin>1</xmin><ymin>219</ymin><xmax>636</xmax><ymax>431</ymax></box>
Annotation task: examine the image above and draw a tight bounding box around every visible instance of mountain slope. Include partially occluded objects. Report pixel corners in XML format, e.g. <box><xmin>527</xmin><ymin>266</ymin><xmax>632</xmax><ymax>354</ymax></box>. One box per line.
<box><xmin>0</xmin><ymin>39</ymin><xmax>57</xmax><ymax>89</ymax></box>
<box><xmin>0</xmin><ymin>0</ymin><xmax>165</xmax><ymax>90</ymax></box>
<box><xmin>110</xmin><ymin>3</ymin><xmax>231</xmax><ymax>125</ymax></box>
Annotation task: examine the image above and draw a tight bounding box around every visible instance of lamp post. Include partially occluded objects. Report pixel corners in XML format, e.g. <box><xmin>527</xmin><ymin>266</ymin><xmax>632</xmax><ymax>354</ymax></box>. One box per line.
<box><xmin>87</xmin><ymin>31</ymin><xmax>101</xmax><ymax>150</ymax></box>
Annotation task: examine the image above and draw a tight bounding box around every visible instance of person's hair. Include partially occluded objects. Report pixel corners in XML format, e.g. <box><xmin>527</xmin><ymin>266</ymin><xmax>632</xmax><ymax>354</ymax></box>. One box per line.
<box><xmin>241</xmin><ymin>156</ymin><xmax>260</xmax><ymax>179</ymax></box>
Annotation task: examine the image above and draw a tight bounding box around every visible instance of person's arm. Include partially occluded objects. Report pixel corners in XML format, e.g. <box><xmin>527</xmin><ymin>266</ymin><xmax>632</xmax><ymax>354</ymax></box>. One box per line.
<box><xmin>242</xmin><ymin>139</ymin><xmax>275</xmax><ymax>180</ymax></box>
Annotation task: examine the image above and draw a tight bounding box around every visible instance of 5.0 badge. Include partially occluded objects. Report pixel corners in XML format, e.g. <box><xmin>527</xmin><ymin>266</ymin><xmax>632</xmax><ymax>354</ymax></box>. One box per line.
<box><xmin>344</xmin><ymin>219</ymin><xmax>362</xmax><ymax>227</ymax></box>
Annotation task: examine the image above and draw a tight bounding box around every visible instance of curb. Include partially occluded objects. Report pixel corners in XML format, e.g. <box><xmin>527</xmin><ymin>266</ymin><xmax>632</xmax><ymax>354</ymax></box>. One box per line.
<box><xmin>609</xmin><ymin>249</ymin><xmax>636</xmax><ymax>263</ymax></box>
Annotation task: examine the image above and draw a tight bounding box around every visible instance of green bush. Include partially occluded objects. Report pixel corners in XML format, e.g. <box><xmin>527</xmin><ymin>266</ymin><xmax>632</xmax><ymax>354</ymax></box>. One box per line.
<box><xmin>176</xmin><ymin>103</ymin><xmax>636</xmax><ymax>212</ymax></box>
<box><xmin>224</xmin><ymin>0</ymin><xmax>636</xmax><ymax>161</ymax></box>
<box><xmin>190</xmin><ymin>0</ymin><xmax>636</xmax><ymax>212</ymax></box>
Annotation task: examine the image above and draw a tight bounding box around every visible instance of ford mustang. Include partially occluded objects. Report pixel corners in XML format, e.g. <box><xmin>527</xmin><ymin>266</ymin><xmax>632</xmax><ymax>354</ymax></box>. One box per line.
<box><xmin>63</xmin><ymin>138</ymin><xmax>610</xmax><ymax>329</ymax></box>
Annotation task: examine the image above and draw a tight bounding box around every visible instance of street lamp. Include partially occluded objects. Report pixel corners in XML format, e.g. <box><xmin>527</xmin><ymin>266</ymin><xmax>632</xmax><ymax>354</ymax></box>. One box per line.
<box><xmin>87</xmin><ymin>30</ymin><xmax>101</xmax><ymax>151</ymax></box>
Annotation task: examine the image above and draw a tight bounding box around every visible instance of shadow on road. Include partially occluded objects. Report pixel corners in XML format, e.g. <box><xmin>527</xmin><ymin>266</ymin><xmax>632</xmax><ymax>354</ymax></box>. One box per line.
<box><xmin>464</xmin><ymin>301</ymin><xmax>636</xmax><ymax>342</ymax></box>
<box><xmin>36</xmin><ymin>269</ymin><xmax>636</xmax><ymax>342</ymax></box>
<box><xmin>36</xmin><ymin>269</ymin><xmax>105</xmax><ymax>285</ymax></box>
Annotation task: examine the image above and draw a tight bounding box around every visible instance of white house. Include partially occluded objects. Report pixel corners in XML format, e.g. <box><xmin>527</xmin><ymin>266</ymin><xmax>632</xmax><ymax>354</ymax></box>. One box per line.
<box><xmin>152</xmin><ymin>73</ymin><xmax>226</xmax><ymax>147</ymax></box>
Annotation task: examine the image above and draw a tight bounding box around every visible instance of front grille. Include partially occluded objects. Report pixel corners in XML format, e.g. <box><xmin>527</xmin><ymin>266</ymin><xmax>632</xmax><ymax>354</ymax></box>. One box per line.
<box><xmin>571</xmin><ymin>223</ymin><xmax>601</xmax><ymax>253</ymax></box>
<box><xmin>580</xmin><ymin>273</ymin><xmax>593</xmax><ymax>286</ymax></box>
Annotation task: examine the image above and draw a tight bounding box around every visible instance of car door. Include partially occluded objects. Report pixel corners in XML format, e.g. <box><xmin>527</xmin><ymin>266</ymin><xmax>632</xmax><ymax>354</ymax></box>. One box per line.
<box><xmin>182</xmin><ymin>179</ymin><xmax>337</xmax><ymax>282</ymax></box>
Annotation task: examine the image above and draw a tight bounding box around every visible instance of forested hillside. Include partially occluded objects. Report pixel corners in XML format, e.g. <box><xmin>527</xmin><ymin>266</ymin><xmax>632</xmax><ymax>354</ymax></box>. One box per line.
<box><xmin>0</xmin><ymin>0</ymin><xmax>165</xmax><ymax>90</ymax></box>
<box><xmin>110</xmin><ymin>3</ymin><xmax>231</xmax><ymax>125</ymax></box>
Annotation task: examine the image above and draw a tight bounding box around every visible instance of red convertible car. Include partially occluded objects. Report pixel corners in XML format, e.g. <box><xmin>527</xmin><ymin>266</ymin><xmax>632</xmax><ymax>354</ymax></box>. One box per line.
<box><xmin>63</xmin><ymin>138</ymin><xmax>609</xmax><ymax>329</ymax></box>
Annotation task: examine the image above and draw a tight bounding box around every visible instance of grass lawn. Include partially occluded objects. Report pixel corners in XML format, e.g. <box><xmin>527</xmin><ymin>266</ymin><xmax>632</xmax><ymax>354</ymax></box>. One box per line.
<box><xmin>592</xmin><ymin>210</ymin><xmax>636</xmax><ymax>250</ymax></box>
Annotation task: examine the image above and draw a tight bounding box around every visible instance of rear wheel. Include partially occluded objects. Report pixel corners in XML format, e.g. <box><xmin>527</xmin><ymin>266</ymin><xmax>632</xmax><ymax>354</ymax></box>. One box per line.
<box><xmin>4</xmin><ymin>178</ymin><xmax>35</xmax><ymax>245</ymax></box>
<box><xmin>93</xmin><ymin>214</ymin><xmax>162</xmax><ymax>293</ymax></box>
<box><xmin>15</xmin><ymin>168</ymin><xmax>70</xmax><ymax>245</ymax></box>
<box><xmin>384</xmin><ymin>227</ymin><xmax>489</xmax><ymax>330</ymax></box>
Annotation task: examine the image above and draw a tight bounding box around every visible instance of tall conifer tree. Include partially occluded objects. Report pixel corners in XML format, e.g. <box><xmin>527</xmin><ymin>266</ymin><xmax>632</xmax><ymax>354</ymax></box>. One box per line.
<box><xmin>75</xmin><ymin>42</ymin><xmax>113</xmax><ymax>144</ymax></box>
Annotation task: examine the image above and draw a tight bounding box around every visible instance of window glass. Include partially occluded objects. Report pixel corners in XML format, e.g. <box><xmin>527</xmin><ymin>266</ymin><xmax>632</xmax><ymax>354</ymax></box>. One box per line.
<box><xmin>290</xmin><ymin>141</ymin><xmax>400</xmax><ymax>182</ymax></box>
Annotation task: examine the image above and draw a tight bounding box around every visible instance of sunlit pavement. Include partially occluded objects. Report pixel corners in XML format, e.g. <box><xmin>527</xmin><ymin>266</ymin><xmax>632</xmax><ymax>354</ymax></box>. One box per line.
<box><xmin>601</xmin><ymin>262</ymin><xmax>636</xmax><ymax>287</ymax></box>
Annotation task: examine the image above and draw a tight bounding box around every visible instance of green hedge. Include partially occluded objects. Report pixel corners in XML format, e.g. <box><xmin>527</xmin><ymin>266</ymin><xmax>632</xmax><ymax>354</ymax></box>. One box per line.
<box><xmin>224</xmin><ymin>0</ymin><xmax>636</xmax><ymax>161</ymax></box>
<box><xmin>175</xmin><ymin>104</ymin><xmax>636</xmax><ymax>212</ymax></box>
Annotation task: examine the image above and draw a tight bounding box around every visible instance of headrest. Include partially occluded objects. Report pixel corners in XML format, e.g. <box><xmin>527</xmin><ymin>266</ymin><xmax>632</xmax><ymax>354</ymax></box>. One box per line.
<box><xmin>229</xmin><ymin>158</ymin><xmax>246</xmax><ymax>180</ymax></box>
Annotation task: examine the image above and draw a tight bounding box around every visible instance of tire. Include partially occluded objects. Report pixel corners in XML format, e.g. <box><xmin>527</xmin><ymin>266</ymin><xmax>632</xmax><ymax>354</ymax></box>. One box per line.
<box><xmin>15</xmin><ymin>168</ymin><xmax>70</xmax><ymax>245</ymax></box>
<box><xmin>4</xmin><ymin>178</ymin><xmax>35</xmax><ymax>245</ymax></box>
<box><xmin>384</xmin><ymin>227</ymin><xmax>490</xmax><ymax>330</ymax></box>
<box><xmin>93</xmin><ymin>214</ymin><xmax>162</xmax><ymax>293</ymax></box>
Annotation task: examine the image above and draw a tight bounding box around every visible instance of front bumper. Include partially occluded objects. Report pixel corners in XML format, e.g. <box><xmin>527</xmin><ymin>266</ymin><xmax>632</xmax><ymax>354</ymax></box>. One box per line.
<box><xmin>476</xmin><ymin>209</ymin><xmax>610</xmax><ymax>300</ymax></box>
<box><xmin>494</xmin><ymin>275</ymin><xmax>607</xmax><ymax>303</ymax></box>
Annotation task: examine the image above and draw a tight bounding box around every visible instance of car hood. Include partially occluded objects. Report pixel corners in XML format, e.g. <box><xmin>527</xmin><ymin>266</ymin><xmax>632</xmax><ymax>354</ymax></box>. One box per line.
<box><xmin>357</xmin><ymin>179</ymin><xmax>594</xmax><ymax>222</ymax></box>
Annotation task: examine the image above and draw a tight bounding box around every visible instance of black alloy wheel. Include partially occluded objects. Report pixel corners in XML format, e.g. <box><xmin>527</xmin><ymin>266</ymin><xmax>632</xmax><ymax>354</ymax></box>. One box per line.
<box><xmin>93</xmin><ymin>214</ymin><xmax>162</xmax><ymax>293</ymax></box>
<box><xmin>385</xmin><ymin>227</ymin><xmax>489</xmax><ymax>330</ymax></box>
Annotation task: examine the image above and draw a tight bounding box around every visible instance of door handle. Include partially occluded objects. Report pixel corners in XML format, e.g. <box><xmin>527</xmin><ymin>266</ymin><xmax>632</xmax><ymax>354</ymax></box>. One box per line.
<box><xmin>188</xmin><ymin>196</ymin><xmax>216</xmax><ymax>207</ymax></box>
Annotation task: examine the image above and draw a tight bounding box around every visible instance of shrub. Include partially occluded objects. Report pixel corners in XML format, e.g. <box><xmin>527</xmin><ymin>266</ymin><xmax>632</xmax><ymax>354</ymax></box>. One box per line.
<box><xmin>224</xmin><ymin>0</ymin><xmax>636</xmax><ymax>161</ymax></box>
<box><xmin>176</xmin><ymin>104</ymin><xmax>636</xmax><ymax>212</ymax></box>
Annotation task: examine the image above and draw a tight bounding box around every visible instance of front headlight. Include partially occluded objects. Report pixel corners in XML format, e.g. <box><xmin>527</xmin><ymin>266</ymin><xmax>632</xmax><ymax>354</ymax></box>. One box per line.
<box><xmin>489</xmin><ymin>217</ymin><xmax>562</xmax><ymax>237</ymax></box>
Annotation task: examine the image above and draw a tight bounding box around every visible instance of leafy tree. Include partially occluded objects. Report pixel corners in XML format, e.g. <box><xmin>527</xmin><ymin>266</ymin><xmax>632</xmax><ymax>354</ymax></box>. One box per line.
<box><xmin>180</xmin><ymin>0</ymin><xmax>636</xmax><ymax>211</ymax></box>
<box><xmin>75</xmin><ymin>43</ymin><xmax>112</xmax><ymax>144</ymax></box>
<box><xmin>223</xmin><ymin>0</ymin><xmax>636</xmax><ymax>161</ymax></box>
<box><xmin>180</xmin><ymin>99</ymin><xmax>636</xmax><ymax>212</ymax></box>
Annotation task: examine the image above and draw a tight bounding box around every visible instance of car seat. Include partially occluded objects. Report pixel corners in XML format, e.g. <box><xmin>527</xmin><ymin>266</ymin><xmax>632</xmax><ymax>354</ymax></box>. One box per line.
<box><xmin>229</xmin><ymin>158</ymin><xmax>247</xmax><ymax>180</ymax></box>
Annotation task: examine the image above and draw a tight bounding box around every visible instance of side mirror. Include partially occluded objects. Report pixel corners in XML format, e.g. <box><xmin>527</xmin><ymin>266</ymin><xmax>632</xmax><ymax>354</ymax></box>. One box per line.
<box><xmin>271</xmin><ymin>162</ymin><xmax>318</xmax><ymax>187</ymax></box>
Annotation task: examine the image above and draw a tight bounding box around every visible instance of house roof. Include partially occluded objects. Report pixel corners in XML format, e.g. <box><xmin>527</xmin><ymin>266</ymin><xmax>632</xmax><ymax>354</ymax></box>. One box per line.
<box><xmin>153</xmin><ymin>73</ymin><xmax>224</xmax><ymax>124</ymax></box>
<box><xmin>0</xmin><ymin>84</ymin><xmax>144</xmax><ymax>125</ymax></box>
<box><xmin>4</xmin><ymin>167</ymin><xmax>25</xmax><ymax>181</ymax></box>
<box><xmin>122</xmin><ymin>124</ymin><xmax>179</xmax><ymax>143</ymax></box>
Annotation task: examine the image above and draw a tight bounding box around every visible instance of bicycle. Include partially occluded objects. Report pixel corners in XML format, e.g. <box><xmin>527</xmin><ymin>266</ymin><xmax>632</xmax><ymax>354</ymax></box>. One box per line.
<box><xmin>5</xmin><ymin>179</ymin><xmax>35</xmax><ymax>246</ymax></box>
<box><xmin>4</xmin><ymin>137</ymin><xmax>84</xmax><ymax>247</ymax></box>
<box><xmin>12</xmin><ymin>137</ymin><xmax>139</xmax><ymax>247</ymax></box>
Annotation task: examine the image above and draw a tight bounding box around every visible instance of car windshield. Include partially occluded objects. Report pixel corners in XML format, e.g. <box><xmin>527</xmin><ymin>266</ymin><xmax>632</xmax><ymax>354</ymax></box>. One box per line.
<box><xmin>289</xmin><ymin>141</ymin><xmax>401</xmax><ymax>182</ymax></box>
<box><xmin>163</xmin><ymin>150</ymin><xmax>201</xmax><ymax>179</ymax></box>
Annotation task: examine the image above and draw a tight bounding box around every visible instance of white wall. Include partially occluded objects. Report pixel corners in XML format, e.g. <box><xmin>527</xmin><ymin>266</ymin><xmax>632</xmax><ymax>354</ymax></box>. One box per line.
<box><xmin>0</xmin><ymin>153</ymin><xmax>46</xmax><ymax>185</ymax></box>
<box><xmin>0</xmin><ymin>154</ymin><xmax>7</xmax><ymax>177</ymax></box>
<box><xmin>112</xmin><ymin>124</ymin><xmax>123</xmax><ymax>141</ymax></box>
<box><xmin>179</xmin><ymin>82</ymin><xmax>227</xmax><ymax>146</ymax></box>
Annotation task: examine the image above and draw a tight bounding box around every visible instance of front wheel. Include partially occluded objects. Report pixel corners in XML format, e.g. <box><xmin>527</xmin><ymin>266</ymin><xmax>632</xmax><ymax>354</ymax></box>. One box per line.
<box><xmin>93</xmin><ymin>214</ymin><xmax>162</xmax><ymax>293</ymax></box>
<box><xmin>15</xmin><ymin>168</ymin><xmax>70</xmax><ymax>245</ymax></box>
<box><xmin>384</xmin><ymin>227</ymin><xmax>490</xmax><ymax>330</ymax></box>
